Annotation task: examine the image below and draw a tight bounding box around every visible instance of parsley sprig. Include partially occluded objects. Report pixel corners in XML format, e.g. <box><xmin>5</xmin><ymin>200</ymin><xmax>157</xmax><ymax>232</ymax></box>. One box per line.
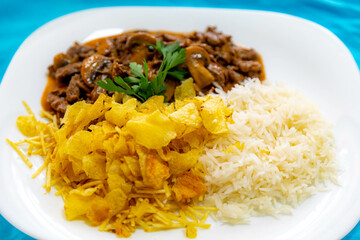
<box><xmin>96</xmin><ymin>41</ymin><xmax>187</xmax><ymax>102</ymax></box>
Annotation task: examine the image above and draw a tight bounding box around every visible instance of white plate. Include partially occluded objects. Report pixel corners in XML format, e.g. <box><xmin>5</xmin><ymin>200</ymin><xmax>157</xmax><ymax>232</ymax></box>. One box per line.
<box><xmin>0</xmin><ymin>7</ymin><xmax>360</xmax><ymax>240</ymax></box>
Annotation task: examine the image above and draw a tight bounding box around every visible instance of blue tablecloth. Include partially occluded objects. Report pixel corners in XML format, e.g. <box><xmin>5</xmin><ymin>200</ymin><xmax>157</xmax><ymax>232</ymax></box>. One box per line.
<box><xmin>0</xmin><ymin>0</ymin><xmax>359</xmax><ymax>239</ymax></box>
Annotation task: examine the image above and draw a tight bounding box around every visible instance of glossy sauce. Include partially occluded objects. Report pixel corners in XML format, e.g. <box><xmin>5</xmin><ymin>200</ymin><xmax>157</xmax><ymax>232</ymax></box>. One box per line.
<box><xmin>41</xmin><ymin>75</ymin><xmax>60</xmax><ymax>111</ymax></box>
<box><xmin>41</xmin><ymin>30</ymin><xmax>265</xmax><ymax>111</ymax></box>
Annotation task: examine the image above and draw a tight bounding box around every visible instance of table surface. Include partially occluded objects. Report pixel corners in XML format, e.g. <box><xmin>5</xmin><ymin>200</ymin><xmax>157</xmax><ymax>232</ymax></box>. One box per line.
<box><xmin>0</xmin><ymin>0</ymin><xmax>359</xmax><ymax>239</ymax></box>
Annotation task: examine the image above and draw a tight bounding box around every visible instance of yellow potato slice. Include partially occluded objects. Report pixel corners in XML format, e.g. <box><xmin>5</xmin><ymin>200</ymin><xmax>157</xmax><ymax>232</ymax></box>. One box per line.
<box><xmin>138</xmin><ymin>95</ymin><xmax>164</xmax><ymax>113</ymax></box>
<box><xmin>172</xmin><ymin>172</ymin><xmax>206</xmax><ymax>202</ymax></box>
<box><xmin>124</xmin><ymin>156</ymin><xmax>141</xmax><ymax>177</ymax></box>
<box><xmin>200</xmin><ymin>97</ymin><xmax>229</xmax><ymax>134</ymax></box>
<box><xmin>144</xmin><ymin>154</ymin><xmax>169</xmax><ymax>189</ymax></box>
<box><xmin>126</xmin><ymin>110</ymin><xmax>177</xmax><ymax>149</ymax></box>
<box><xmin>174</xmin><ymin>78</ymin><xmax>196</xmax><ymax>101</ymax></box>
<box><xmin>86</xmin><ymin>198</ymin><xmax>110</xmax><ymax>226</ymax></box>
<box><xmin>103</xmin><ymin>134</ymin><xmax>128</xmax><ymax>158</ymax></box>
<box><xmin>105</xmin><ymin>189</ymin><xmax>128</xmax><ymax>215</ymax></box>
<box><xmin>16</xmin><ymin>115</ymin><xmax>38</xmax><ymax>137</ymax></box>
<box><xmin>82</xmin><ymin>152</ymin><xmax>107</xmax><ymax>179</ymax></box>
<box><xmin>66</xmin><ymin>130</ymin><xmax>93</xmax><ymax>160</ymax></box>
<box><xmin>169</xmin><ymin>149</ymin><xmax>200</xmax><ymax>176</ymax></box>
<box><xmin>169</xmin><ymin>102</ymin><xmax>202</xmax><ymax>136</ymax></box>
<box><xmin>64</xmin><ymin>190</ymin><xmax>97</xmax><ymax>220</ymax></box>
<box><xmin>105</xmin><ymin>98</ymin><xmax>137</xmax><ymax>127</ymax></box>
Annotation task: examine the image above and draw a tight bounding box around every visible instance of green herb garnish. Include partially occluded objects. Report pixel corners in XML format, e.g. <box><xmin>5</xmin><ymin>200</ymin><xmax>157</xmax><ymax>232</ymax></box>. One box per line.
<box><xmin>96</xmin><ymin>41</ymin><xmax>187</xmax><ymax>102</ymax></box>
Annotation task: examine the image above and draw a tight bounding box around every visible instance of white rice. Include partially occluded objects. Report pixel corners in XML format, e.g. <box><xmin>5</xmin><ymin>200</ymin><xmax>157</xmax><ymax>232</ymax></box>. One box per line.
<box><xmin>201</xmin><ymin>79</ymin><xmax>337</xmax><ymax>223</ymax></box>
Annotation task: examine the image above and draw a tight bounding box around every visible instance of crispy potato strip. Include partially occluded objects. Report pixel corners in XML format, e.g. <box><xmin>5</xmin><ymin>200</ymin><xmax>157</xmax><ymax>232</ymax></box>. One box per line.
<box><xmin>8</xmin><ymin>87</ymin><xmax>232</xmax><ymax>238</ymax></box>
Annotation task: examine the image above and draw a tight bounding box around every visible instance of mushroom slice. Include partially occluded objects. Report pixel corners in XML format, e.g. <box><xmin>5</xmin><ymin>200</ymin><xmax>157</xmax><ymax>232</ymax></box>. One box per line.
<box><xmin>81</xmin><ymin>54</ymin><xmax>111</xmax><ymax>88</ymax></box>
<box><xmin>126</xmin><ymin>33</ymin><xmax>157</xmax><ymax>64</ymax></box>
<box><xmin>126</xmin><ymin>32</ymin><xmax>157</xmax><ymax>48</ymax></box>
<box><xmin>164</xmin><ymin>79</ymin><xmax>178</xmax><ymax>102</ymax></box>
<box><xmin>185</xmin><ymin>46</ymin><xmax>215</xmax><ymax>89</ymax></box>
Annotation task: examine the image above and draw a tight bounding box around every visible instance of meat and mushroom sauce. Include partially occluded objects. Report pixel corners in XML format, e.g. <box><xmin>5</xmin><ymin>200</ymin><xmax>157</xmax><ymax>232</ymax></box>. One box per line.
<box><xmin>44</xmin><ymin>27</ymin><xmax>265</xmax><ymax>116</ymax></box>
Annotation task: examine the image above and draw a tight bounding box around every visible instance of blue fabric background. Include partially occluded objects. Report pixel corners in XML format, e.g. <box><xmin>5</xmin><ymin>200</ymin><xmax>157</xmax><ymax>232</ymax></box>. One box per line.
<box><xmin>0</xmin><ymin>0</ymin><xmax>359</xmax><ymax>239</ymax></box>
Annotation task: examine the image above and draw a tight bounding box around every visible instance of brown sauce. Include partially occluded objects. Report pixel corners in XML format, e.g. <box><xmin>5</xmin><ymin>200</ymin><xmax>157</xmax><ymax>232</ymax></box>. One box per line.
<box><xmin>42</xmin><ymin>27</ymin><xmax>266</xmax><ymax>116</ymax></box>
<box><xmin>41</xmin><ymin>75</ymin><xmax>64</xmax><ymax>111</ymax></box>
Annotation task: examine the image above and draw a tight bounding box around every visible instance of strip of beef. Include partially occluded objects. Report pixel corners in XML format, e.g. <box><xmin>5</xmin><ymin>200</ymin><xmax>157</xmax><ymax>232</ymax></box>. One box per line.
<box><xmin>236</xmin><ymin>48</ymin><xmax>259</xmax><ymax>61</ymax></box>
<box><xmin>53</xmin><ymin>53</ymin><xmax>72</xmax><ymax>69</ymax></box>
<box><xmin>111</xmin><ymin>61</ymin><xmax>130</xmax><ymax>79</ymax></box>
<box><xmin>89</xmin><ymin>85</ymin><xmax>107</xmax><ymax>103</ymax></box>
<box><xmin>47</xmin><ymin>89</ymin><xmax>68</xmax><ymax>115</ymax></box>
<box><xmin>235</xmin><ymin>60</ymin><xmax>262</xmax><ymax>75</ymax></box>
<box><xmin>67</xmin><ymin>42</ymin><xmax>96</xmax><ymax>60</ymax></box>
<box><xmin>76</xmin><ymin>75</ymin><xmax>93</xmax><ymax>93</ymax></box>
<box><xmin>203</xmin><ymin>26</ymin><xmax>230</xmax><ymax>47</ymax></box>
<box><xmin>228</xmin><ymin>66</ymin><xmax>245</xmax><ymax>84</ymax></box>
<box><xmin>190</xmin><ymin>27</ymin><xmax>264</xmax><ymax>85</ymax></box>
<box><xmin>55</xmin><ymin>62</ymin><xmax>82</xmax><ymax>82</ymax></box>
<box><xmin>207</xmin><ymin>62</ymin><xmax>228</xmax><ymax>87</ymax></box>
<box><xmin>66</xmin><ymin>74</ymin><xmax>81</xmax><ymax>103</ymax></box>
